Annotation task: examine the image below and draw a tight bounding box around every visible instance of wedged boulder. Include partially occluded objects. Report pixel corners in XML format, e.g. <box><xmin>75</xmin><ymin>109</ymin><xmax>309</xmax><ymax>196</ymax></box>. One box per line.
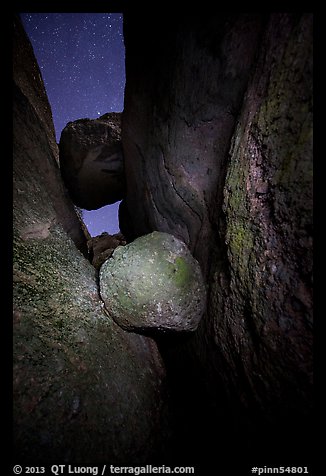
<box><xmin>59</xmin><ymin>113</ymin><xmax>125</xmax><ymax>210</ymax></box>
<box><xmin>88</xmin><ymin>232</ymin><xmax>127</xmax><ymax>269</ymax></box>
<box><xmin>99</xmin><ymin>231</ymin><xmax>207</xmax><ymax>332</ymax></box>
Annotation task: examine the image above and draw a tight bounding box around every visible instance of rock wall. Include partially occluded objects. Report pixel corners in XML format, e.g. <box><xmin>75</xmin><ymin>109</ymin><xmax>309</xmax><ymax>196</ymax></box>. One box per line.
<box><xmin>13</xmin><ymin>15</ymin><xmax>169</xmax><ymax>464</ymax></box>
<box><xmin>122</xmin><ymin>12</ymin><xmax>313</xmax><ymax>465</ymax></box>
<box><xmin>212</xmin><ymin>11</ymin><xmax>313</xmax><ymax>422</ymax></box>
<box><xmin>13</xmin><ymin>15</ymin><xmax>89</xmax><ymax>257</ymax></box>
<box><xmin>121</xmin><ymin>13</ymin><xmax>264</xmax><ymax>275</ymax></box>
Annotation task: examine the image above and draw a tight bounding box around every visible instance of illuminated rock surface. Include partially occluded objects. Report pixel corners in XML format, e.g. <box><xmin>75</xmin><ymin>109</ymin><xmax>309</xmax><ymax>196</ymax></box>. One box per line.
<box><xmin>100</xmin><ymin>231</ymin><xmax>206</xmax><ymax>332</ymax></box>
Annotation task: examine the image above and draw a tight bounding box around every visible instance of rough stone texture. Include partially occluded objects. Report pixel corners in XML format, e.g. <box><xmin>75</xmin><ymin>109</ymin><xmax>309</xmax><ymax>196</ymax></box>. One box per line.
<box><xmin>13</xmin><ymin>15</ymin><xmax>89</xmax><ymax>257</ymax></box>
<box><xmin>59</xmin><ymin>113</ymin><xmax>125</xmax><ymax>210</ymax></box>
<box><xmin>13</xmin><ymin>16</ymin><xmax>168</xmax><ymax>465</ymax></box>
<box><xmin>122</xmin><ymin>12</ymin><xmax>313</xmax><ymax>465</ymax></box>
<box><xmin>88</xmin><ymin>231</ymin><xmax>127</xmax><ymax>270</ymax></box>
<box><xmin>211</xmin><ymin>11</ymin><xmax>313</xmax><ymax>428</ymax></box>
<box><xmin>100</xmin><ymin>232</ymin><xmax>206</xmax><ymax>332</ymax></box>
<box><xmin>121</xmin><ymin>13</ymin><xmax>263</xmax><ymax>274</ymax></box>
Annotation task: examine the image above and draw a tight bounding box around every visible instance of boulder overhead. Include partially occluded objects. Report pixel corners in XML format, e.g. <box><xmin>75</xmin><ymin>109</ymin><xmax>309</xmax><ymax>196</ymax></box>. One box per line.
<box><xmin>59</xmin><ymin>113</ymin><xmax>125</xmax><ymax>210</ymax></box>
<box><xmin>99</xmin><ymin>231</ymin><xmax>207</xmax><ymax>332</ymax></box>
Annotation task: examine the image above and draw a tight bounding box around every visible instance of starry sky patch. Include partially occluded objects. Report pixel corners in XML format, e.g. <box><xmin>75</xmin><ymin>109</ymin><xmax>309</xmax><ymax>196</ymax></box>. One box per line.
<box><xmin>20</xmin><ymin>12</ymin><xmax>125</xmax><ymax>236</ymax></box>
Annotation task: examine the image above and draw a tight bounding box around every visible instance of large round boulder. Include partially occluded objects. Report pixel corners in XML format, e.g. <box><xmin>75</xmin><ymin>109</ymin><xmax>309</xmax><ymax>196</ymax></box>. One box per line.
<box><xmin>59</xmin><ymin>112</ymin><xmax>125</xmax><ymax>210</ymax></box>
<box><xmin>99</xmin><ymin>231</ymin><xmax>207</xmax><ymax>332</ymax></box>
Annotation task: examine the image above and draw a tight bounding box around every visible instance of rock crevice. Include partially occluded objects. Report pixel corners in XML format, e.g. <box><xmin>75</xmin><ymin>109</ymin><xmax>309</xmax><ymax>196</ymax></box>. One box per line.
<box><xmin>13</xmin><ymin>11</ymin><xmax>313</xmax><ymax>469</ymax></box>
<box><xmin>13</xmin><ymin>15</ymin><xmax>170</xmax><ymax>465</ymax></box>
<box><xmin>121</xmin><ymin>11</ymin><xmax>313</xmax><ymax>464</ymax></box>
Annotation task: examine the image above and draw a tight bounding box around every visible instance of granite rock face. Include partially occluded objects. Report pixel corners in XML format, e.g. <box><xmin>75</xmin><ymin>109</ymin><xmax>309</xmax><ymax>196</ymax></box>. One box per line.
<box><xmin>13</xmin><ymin>16</ymin><xmax>168</xmax><ymax>464</ymax></box>
<box><xmin>121</xmin><ymin>13</ymin><xmax>264</xmax><ymax>273</ymax></box>
<box><xmin>59</xmin><ymin>113</ymin><xmax>125</xmax><ymax>210</ymax></box>
<box><xmin>212</xmin><ymin>11</ymin><xmax>313</xmax><ymax>425</ymax></box>
<box><xmin>99</xmin><ymin>231</ymin><xmax>206</xmax><ymax>332</ymax></box>
<box><xmin>122</xmin><ymin>12</ymin><xmax>313</xmax><ymax>463</ymax></box>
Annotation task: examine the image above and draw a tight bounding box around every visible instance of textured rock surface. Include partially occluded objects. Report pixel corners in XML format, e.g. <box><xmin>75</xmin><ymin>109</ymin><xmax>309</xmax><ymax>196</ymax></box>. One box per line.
<box><xmin>211</xmin><ymin>11</ymin><xmax>313</xmax><ymax>425</ymax></box>
<box><xmin>13</xmin><ymin>16</ymin><xmax>168</xmax><ymax>465</ymax></box>
<box><xmin>122</xmin><ymin>12</ymin><xmax>313</xmax><ymax>464</ymax></box>
<box><xmin>13</xmin><ymin>15</ymin><xmax>89</xmax><ymax>257</ymax></box>
<box><xmin>88</xmin><ymin>231</ymin><xmax>126</xmax><ymax>269</ymax></box>
<box><xmin>13</xmin><ymin>10</ymin><xmax>313</xmax><ymax>471</ymax></box>
<box><xmin>100</xmin><ymin>232</ymin><xmax>206</xmax><ymax>332</ymax></box>
<box><xmin>121</xmin><ymin>13</ymin><xmax>263</xmax><ymax>272</ymax></box>
<box><xmin>59</xmin><ymin>113</ymin><xmax>125</xmax><ymax>210</ymax></box>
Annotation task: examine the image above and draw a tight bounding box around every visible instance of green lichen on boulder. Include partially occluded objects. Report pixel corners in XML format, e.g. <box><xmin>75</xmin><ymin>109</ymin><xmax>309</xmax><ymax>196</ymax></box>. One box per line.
<box><xmin>99</xmin><ymin>231</ymin><xmax>207</xmax><ymax>332</ymax></box>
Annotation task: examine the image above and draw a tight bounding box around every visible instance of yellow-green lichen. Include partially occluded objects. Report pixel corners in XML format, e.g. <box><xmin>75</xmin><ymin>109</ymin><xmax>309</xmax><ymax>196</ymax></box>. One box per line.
<box><xmin>173</xmin><ymin>256</ymin><xmax>192</xmax><ymax>288</ymax></box>
<box><xmin>227</xmin><ymin>221</ymin><xmax>254</xmax><ymax>268</ymax></box>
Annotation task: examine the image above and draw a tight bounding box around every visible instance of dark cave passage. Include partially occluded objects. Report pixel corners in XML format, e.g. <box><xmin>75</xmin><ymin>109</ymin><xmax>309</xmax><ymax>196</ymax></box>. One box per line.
<box><xmin>154</xmin><ymin>331</ymin><xmax>314</xmax><ymax>470</ymax></box>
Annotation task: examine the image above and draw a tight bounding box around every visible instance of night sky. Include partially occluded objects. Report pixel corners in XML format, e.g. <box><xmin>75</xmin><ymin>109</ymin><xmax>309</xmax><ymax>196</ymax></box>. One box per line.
<box><xmin>19</xmin><ymin>12</ymin><xmax>125</xmax><ymax>237</ymax></box>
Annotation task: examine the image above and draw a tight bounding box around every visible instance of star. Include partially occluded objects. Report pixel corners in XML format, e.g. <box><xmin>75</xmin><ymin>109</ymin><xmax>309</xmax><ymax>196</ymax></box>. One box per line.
<box><xmin>20</xmin><ymin>12</ymin><xmax>125</xmax><ymax>142</ymax></box>
<box><xmin>19</xmin><ymin>12</ymin><xmax>125</xmax><ymax>237</ymax></box>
